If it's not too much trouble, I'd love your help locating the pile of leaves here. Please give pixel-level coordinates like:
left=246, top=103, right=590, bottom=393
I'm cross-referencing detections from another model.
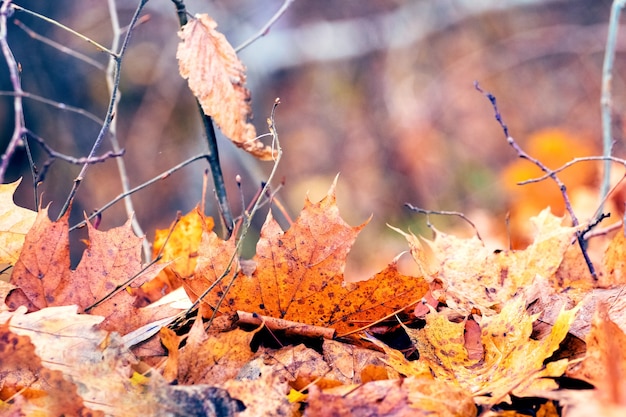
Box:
left=1, top=10, right=624, bottom=417
left=1, top=174, right=625, bottom=416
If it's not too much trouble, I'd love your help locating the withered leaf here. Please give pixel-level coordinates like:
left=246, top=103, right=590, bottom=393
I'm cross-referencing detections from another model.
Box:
left=397, top=208, right=577, bottom=315
left=189, top=179, right=428, bottom=334
left=0, top=321, right=102, bottom=417
left=0, top=179, right=37, bottom=265
left=177, top=13, right=274, bottom=160
left=6, top=209, right=172, bottom=336
left=380, top=295, right=579, bottom=406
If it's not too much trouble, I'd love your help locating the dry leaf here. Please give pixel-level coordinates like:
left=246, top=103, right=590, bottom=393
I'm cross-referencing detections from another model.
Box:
left=0, top=321, right=102, bottom=416
left=189, top=179, right=428, bottom=334
left=305, top=377, right=476, bottom=417
left=378, top=296, right=579, bottom=406
left=0, top=179, right=37, bottom=266
left=177, top=13, right=274, bottom=160
left=161, top=315, right=256, bottom=385
left=6, top=209, right=174, bottom=336
left=568, top=303, right=626, bottom=404
left=397, top=209, right=577, bottom=315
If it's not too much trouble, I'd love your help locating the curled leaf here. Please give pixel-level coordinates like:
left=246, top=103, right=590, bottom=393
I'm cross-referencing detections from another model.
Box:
left=177, top=14, right=274, bottom=160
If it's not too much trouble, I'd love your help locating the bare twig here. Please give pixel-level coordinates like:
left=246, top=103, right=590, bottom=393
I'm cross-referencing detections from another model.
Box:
left=0, top=1, right=35, bottom=194
left=184, top=99, right=283, bottom=330
left=58, top=0, right=148, bottom=219
left=404, top=203, right=482, bottom=241
left=13, top=19, right=106, bottom=70
left=25, top=129, right=123, bottom=183
left=599, top=0, right=626, bottom=219
left=234, top=0, right=295, bottom=53
left=11, top=4, right=114, bottom=55
left=69, top=153, right=211, bottom=232
left=106, top=0, right=150, bottom=261
left=475, top=82, right=597, bottom=279
left=0, top=91, right=104, bottom=125
left=517, top=155, right=626, bottom=185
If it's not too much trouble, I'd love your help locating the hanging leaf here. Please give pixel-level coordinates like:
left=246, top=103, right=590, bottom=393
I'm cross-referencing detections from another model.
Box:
left=177, top=13, right=274, bottom=160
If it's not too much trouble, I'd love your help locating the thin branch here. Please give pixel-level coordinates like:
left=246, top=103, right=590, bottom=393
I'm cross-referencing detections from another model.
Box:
left=184, top=99, right=283, bottom=330
left=475, top=82, right=597, bottom=279
left=106, top=0, right=150, bottom=261
left=517, top=155, right=626, bottom=184
left=234, top=0, right=295, bottom=53
left=404, top=203, right=482, bottom=241
left=69, top=153, right=210, bottom=232
left=599, top=0, right=626, bottom=219
left=13, top=19, right=106, bottom=70
left=25, top=128, right=123, bottom=166
left=0, top=90, right=104, bottom=125
left=11, top=4, right=115, bottom=55
left=58, top=0, right=148, bottom=220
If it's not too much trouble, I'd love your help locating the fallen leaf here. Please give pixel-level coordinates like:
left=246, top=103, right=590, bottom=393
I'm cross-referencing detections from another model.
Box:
left=0, top=321, right=102, bottom=416
left=6, top=209, right=173, bottom=336
left=161, top=315, right=257, bottom=385
left=153, top=207, right=213, bottom=279
left=569, top=303, right=626, bottom=405
left=602, top=229, right=626, bottom=287
left=189, top=179, right=429, bottom=334
left=379, top=296, right=579, bottom=406
left=397, top=209, right=577, bottom=315
left=177, top=13, right=274, bottom=160
left=0, top=179, right=37, bottom=266
left=219, top=363, right=298, bottom=417
left=304, top=377, right=476, bottom=417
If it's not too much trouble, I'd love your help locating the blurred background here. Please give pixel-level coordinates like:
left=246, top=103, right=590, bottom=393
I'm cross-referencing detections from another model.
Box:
left=1, top=0, right=623, bottom=277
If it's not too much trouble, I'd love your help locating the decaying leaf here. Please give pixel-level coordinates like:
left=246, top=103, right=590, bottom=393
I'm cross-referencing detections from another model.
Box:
left=377, top=296, right=579, bottom=406
left=304, top=377, right=476, bottom=417
left=6, top=208, right=174, bottom=336
left=177, top=13, right=274, bottom=160
left=0, top=321, right=102, bottom=416
left=188, top=179, right=429, bottom=334
left=397, top=209, right=578, bottom=315
left=161, top=315, right=257, bottom=385
left=0, top=179, right=37, bottom=266
left=569, top=303, right=626, bottom=404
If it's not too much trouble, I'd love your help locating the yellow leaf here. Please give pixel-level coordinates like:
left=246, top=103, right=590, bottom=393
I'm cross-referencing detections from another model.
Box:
left=379, top=296, right=579, bottom=406
left=0, top=179, right=37, bottom=265
left=399, top=209, right=577, bottom=315
left=177, top=13, right=274, bottom=160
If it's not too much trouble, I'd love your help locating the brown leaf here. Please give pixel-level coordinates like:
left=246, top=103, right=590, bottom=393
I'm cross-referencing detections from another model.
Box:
left=6, top=209, right=173, bottom=336
left=569, top=303, right=626, bottom=405
left=177, top=14, right=274, bottom=160
left=0, top=321, right=102, bottom=416
left=189, top=179, right=429, bottom=334
left=304, top=377, right=476, bottom=417
left=161, top=316, right=256, bottom=385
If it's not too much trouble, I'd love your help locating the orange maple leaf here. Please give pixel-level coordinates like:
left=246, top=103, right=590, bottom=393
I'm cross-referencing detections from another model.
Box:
left=186, top=180, right=429, bottom=335
left=6, top=208, right=172, bottom=335
left=177, top=13, right=274, bottom=160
